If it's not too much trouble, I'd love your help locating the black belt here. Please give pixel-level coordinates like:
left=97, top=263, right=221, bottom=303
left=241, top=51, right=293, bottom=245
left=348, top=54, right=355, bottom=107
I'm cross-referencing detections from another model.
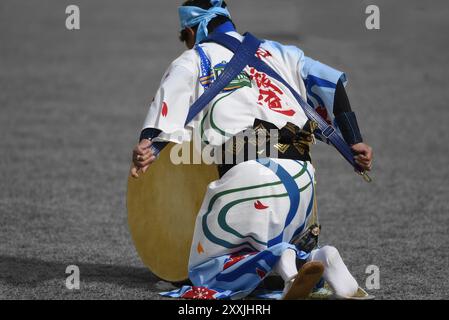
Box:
left=217, top=119, right=316, bottom=178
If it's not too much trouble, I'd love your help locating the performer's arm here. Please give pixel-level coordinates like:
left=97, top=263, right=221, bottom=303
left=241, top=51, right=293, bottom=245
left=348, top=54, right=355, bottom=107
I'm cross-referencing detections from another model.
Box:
left=131, top=56, right=197, bottom=178
left=333, top=80, right=373, bottom=171
left=131, top=139, right=155, bottom=178
left=130, top=129, right=163, bottom=178
left=299, top=54, right=373, bottom=171
left=140, top=64, right=196, bottom=143
left=333, top=79, right=363, bottom=145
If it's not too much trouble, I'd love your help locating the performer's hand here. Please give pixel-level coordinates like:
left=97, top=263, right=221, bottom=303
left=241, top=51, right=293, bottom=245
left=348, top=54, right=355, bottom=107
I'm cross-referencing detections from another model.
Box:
left=352, top=143, right=373, bottom=172
left=130, top=139, right=156, bottom=178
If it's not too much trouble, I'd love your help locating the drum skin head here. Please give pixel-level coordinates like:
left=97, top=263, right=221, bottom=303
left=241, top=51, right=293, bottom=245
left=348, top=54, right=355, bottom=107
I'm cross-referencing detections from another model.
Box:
left=127, top=142, right=218, bottom=282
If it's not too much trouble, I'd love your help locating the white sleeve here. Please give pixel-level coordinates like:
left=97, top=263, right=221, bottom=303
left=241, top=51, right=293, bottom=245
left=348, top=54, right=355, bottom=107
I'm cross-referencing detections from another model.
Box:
left=142, top=52, right=198, bottom=144
left=262, top=40, right=308, bottom=98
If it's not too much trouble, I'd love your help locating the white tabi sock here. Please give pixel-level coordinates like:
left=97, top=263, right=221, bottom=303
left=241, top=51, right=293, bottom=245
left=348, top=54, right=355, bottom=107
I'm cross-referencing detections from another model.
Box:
left=273, top=248, right=298, bottom=282
left=309, top=246, right=359, bottom=298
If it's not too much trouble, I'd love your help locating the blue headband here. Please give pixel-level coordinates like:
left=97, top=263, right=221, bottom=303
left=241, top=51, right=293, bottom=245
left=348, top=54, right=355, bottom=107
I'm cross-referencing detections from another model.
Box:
left=178, top=0, right=232, bottom=44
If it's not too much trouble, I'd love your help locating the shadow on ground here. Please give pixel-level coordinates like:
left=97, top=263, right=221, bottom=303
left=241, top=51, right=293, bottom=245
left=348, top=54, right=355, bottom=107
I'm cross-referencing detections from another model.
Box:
left=0, top=255, right=157, bottom=290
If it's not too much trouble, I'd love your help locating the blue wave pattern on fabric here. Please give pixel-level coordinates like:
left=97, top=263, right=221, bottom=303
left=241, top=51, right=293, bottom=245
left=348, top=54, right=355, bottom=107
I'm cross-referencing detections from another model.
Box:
left=290, top=160, right=315, bottom=240
left=161, top=245, right=298, bottom=300
left=160, top=159, right=311, bottom=300
left=257, top=159, right=300, bottom=247
left=302, top=57, right=347, bottom=142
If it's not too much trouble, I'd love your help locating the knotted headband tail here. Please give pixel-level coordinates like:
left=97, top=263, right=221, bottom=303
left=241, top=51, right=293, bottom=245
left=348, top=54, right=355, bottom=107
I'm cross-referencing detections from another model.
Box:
left=178, top=0, right=231, bottom=44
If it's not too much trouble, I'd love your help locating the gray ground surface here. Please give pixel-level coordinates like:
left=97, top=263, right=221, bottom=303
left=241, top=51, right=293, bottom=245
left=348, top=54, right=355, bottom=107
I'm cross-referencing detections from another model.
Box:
left=0, top=0, right=448, bottom=300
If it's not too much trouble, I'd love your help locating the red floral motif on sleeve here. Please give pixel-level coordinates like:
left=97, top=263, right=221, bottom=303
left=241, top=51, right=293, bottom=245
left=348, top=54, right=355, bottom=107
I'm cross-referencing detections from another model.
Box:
left=181, top=287, right=218, bottom=300
left=250, top=68, right=296, bottom=117
left=161, top=102, right=168, bottom=117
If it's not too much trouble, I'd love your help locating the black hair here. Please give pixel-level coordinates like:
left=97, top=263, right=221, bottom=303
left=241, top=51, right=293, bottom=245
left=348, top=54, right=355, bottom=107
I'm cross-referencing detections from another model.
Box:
left=179, top=0, right=235, bottom=42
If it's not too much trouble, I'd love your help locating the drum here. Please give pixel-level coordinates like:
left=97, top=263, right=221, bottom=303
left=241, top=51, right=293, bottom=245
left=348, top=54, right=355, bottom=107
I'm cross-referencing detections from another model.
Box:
left=127, top=142, right=218, bottom=282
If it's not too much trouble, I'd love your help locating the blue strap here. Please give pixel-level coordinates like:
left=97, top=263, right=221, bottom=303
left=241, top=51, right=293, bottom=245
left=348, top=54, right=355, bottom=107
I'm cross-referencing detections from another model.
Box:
left=150, top=32, right=262, bottom=157
left=185, top=33, right=261, bottom=125
left=204, top=32, right=369, bottom=178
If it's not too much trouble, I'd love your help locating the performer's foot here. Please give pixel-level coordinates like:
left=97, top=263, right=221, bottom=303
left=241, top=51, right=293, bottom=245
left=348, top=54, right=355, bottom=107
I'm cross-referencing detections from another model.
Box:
left=335, top=287, right=375, bottom=300
left=281, top=261, right=324, bottom=300
left=310, top=246, right=359, bottom=298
